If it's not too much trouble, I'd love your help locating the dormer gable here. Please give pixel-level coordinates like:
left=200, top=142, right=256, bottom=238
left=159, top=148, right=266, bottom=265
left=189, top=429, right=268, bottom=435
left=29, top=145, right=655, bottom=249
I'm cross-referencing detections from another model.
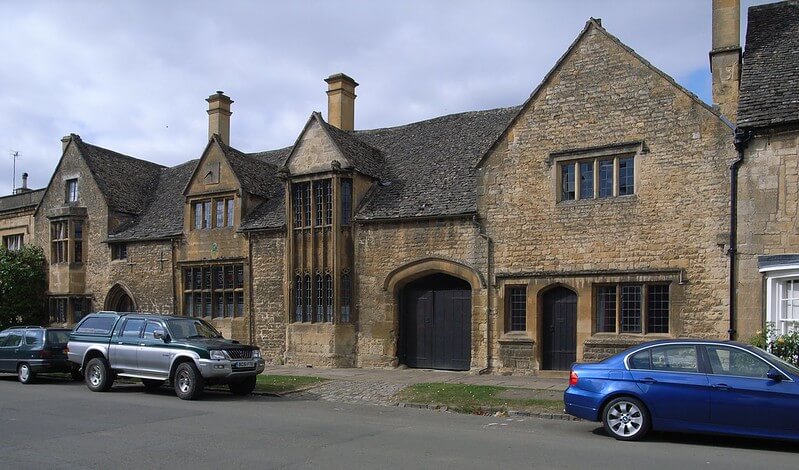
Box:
left=285, top=113, right=353, bottom=177
left=184, top=136, right=242, bottom=198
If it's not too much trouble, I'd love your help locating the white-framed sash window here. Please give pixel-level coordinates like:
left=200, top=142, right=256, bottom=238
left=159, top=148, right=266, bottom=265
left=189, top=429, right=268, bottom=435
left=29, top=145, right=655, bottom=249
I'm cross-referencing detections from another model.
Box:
left=761, top=264, right=799, bottom=335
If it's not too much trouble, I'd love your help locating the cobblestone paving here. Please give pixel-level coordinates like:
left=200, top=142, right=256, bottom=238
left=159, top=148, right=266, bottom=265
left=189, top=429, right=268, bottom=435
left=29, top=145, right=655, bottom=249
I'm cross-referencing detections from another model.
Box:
left=292, top=380, right=407, bottom=406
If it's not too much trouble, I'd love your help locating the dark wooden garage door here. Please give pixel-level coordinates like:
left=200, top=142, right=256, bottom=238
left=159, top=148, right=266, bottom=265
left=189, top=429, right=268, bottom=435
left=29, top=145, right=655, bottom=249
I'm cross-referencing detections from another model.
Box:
left=542, top=286, right=577, bottom=370
left=401, top=274, right=471, bottom=371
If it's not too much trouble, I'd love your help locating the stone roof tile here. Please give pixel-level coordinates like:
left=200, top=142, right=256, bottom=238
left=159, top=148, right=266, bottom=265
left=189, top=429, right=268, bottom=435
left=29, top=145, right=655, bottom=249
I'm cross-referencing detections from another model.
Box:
left=738, top=1, right=799, bottom=129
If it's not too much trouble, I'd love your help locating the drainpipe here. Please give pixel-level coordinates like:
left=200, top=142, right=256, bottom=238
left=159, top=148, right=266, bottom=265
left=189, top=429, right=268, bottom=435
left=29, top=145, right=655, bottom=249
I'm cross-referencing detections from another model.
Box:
left=729, top=127, right=753, bottom=340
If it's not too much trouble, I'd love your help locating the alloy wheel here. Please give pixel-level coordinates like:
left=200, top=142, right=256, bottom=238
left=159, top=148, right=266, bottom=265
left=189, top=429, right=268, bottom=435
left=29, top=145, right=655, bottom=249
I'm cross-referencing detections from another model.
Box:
left=606, top=400, right=644, bottom=438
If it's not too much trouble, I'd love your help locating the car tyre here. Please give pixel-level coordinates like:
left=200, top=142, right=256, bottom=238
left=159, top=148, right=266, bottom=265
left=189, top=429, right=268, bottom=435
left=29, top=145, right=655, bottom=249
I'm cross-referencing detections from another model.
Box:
left=228, top=376, right=257, bottom=396
left=602, top=396, right=650, bottom=441
left=174, top=362, right=204, bottom=400
left=142, top=379, right=165, bottom=392
left=17, top=363, right=35, bottom=384
left=85, top=357, right=114, bottom=392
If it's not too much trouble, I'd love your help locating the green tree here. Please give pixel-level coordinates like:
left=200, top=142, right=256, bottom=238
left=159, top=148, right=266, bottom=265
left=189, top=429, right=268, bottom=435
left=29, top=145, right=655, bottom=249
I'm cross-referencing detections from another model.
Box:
left=0, top=245, right=47, bottom=329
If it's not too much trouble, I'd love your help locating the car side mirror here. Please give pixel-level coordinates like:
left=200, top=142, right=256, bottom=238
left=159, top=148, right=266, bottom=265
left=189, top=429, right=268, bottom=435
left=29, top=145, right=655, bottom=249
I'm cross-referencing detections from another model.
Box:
left=153, top=330, right=169, bottom=342
left=767, top=368, right=784, bottom=382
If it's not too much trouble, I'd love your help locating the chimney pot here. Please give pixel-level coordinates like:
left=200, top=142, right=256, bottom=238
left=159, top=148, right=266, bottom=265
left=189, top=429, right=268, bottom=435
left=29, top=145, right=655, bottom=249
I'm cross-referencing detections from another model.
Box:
left=325, top=73, right=358, bottom=131
left=206, top=91, right=233, bottom=144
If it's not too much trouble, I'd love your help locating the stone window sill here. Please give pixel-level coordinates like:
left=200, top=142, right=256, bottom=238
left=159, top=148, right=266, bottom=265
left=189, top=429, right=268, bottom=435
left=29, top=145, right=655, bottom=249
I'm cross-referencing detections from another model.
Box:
left=499, top=332, right=534, bottom=344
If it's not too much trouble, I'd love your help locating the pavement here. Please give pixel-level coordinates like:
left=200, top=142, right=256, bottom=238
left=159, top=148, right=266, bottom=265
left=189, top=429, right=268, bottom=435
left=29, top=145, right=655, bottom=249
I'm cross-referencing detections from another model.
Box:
left=262, top=365, right=568, bottom=411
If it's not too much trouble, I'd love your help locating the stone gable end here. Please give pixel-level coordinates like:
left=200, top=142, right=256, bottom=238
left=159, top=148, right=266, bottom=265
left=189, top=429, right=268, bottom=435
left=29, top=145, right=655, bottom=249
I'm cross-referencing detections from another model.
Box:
left=184, top=141, right=241, bottom=196
left=287, top=119, right=350, bottom=176
left=477, top=23, right=737, bottom=368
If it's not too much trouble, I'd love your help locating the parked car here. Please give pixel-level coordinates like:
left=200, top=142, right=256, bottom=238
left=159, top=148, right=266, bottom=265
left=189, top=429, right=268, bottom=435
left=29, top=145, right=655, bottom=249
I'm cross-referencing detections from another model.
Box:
left=67, top=312, right=265, bottom=400
left=564, top=339, right=799, bottom=442
left=0, top=326, right=82, bottom=383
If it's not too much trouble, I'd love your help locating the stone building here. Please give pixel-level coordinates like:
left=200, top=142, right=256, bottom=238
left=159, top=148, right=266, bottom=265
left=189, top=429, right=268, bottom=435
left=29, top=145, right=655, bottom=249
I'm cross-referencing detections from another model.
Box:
left=734, top=1, right=799, bottom=340
left=0, top=174, right=43, bottom=252
left=5, top=1, right=791, bottom=373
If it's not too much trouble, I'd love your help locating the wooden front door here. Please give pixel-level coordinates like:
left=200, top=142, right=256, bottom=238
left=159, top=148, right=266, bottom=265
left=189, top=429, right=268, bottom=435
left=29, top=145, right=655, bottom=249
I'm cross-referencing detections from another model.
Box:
left=401, top=274, right=471, bottom=371
left=542, top=287, right=577, bottom=370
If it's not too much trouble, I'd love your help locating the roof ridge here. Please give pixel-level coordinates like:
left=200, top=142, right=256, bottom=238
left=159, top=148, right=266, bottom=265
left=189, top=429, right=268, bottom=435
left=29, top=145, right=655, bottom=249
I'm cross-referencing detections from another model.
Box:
left=0, top=188, right=45, bottom=201
left=352, top=105, right=522, bottom=135
left=78, top=140, right=165, bottom=169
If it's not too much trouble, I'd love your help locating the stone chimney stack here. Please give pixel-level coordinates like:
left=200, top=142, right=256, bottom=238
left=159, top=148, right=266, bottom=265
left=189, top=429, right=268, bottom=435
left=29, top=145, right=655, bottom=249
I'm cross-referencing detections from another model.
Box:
left=206, top=91, right=233, bottom=144
left=325, top=74, right=358, bottom=131
left=14, top=173, right=31, bottom=194
left=710, top=0, right=741, bottom=122
left=61, top=133, right=80, bottom=153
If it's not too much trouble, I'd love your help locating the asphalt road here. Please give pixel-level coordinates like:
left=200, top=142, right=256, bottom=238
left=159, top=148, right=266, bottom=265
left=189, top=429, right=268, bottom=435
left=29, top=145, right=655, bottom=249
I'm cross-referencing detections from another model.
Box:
left=0, top=375, right=797, bottom=470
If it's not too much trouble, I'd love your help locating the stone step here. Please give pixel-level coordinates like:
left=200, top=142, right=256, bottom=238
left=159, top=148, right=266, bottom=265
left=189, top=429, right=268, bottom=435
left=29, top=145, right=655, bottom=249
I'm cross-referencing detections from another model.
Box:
left=536, top=370, right=569, bottom=379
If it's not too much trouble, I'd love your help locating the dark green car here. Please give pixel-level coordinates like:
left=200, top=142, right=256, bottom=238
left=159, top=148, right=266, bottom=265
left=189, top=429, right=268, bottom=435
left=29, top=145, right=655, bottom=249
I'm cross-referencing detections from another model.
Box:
left=0, top=326, right=82, bottom=383
left=68, top=312, right=265, bottom=400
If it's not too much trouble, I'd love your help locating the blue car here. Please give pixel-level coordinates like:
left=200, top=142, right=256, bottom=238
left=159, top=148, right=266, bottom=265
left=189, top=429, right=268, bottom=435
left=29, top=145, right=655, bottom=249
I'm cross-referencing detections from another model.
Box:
left=564, top=339, right=799, bottom=442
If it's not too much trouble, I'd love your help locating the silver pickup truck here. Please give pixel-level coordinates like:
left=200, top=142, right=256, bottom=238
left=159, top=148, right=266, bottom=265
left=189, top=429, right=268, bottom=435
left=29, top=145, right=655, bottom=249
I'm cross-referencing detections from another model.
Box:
left=67, top=312, right=265, bottom=400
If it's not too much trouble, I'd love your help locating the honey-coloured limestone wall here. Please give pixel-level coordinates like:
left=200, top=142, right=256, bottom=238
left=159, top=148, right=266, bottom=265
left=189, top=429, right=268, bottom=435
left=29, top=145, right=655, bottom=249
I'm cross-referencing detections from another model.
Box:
left=478, top=24, right=736, bottom=365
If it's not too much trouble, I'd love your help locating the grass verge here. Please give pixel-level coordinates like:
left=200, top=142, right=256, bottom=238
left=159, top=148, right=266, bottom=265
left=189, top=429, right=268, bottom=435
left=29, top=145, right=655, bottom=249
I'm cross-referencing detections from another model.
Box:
left=394, top=383, right=563, bottom=415
left=254, top=374, right=328, bottom=394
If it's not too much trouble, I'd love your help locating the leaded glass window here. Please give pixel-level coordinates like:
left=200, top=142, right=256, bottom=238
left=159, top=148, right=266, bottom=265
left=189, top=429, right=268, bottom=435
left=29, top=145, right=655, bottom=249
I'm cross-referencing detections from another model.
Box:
left=596, top=286, right=617, bottom=333
left=507, top=286, right=526, bottom=331
left=316, top=274, right=324, bottom=322
left=620, top=285, right=642, bottom=333
left=579, top=161, right=593, bottom=199
left=341, top=179, right=352, bottom=225
left=325, top=274, right=333, bottom=322
left=561, top=163, right=575, bottom=200
left=341, top=273, right=351, bottom=323
left=646, top=285, right=669, bottom=333
left=599, top=159, right=614, bottom=198
left=619, top=157, right=634, bottom=195
left=183, top=264, right=245, bottom=318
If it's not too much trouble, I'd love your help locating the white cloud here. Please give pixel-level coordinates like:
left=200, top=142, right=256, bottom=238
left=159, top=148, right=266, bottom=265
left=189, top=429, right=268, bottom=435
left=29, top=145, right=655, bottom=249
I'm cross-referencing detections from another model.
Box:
left=0, top=0, right=773, bottom=195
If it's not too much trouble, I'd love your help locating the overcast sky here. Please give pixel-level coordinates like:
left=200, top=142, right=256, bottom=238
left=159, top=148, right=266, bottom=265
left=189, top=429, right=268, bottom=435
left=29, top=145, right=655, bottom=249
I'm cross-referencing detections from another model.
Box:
left=0, top=0, right=771, bottom=196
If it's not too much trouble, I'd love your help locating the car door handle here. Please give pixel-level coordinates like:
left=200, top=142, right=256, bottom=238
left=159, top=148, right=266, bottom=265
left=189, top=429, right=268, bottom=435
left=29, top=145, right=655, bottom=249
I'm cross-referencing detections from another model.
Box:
left=139, top=343, right=145, bottom=346
left=640, top=377, right=657, bottom=384
left=712, top=384, right=732, bottom=390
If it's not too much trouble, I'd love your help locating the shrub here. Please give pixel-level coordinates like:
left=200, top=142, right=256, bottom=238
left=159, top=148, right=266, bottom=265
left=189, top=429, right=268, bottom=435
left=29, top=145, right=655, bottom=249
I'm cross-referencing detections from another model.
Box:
left=0, top=245, right=47, bottom=329
left=750, top=323, right=799, bottom=366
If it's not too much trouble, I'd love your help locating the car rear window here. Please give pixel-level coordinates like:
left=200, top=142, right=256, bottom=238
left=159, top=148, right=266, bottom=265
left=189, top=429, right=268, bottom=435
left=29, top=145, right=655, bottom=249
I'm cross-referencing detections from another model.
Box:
left=650, top=345, right=699, bottom=373
left=46, top=330, right=71, bottom=345
left=75, top=317, right=117, bottom=335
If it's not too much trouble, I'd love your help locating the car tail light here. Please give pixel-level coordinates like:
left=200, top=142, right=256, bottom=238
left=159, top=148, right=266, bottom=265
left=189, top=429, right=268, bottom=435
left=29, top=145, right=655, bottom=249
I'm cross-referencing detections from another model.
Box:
left=569, top=370, right=579, bottom=386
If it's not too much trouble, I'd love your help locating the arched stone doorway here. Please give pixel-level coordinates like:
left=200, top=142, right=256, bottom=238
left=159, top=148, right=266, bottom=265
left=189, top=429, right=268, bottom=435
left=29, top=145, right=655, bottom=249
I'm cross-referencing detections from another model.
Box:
left=399, top=273, right=472, bottom=371
left=105, top=284, right=136, bottom=312
left=541, top=286, right=577, bottom=370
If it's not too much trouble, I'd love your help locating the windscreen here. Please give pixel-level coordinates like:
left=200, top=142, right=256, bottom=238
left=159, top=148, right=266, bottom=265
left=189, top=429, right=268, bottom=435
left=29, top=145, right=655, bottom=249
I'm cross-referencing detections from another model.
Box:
left=165, top=318, right=222, bottom=340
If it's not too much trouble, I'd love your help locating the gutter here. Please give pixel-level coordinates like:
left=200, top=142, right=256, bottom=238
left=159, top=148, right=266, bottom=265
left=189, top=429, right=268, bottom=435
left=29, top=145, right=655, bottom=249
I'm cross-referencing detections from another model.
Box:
left=729, top=127, right=753, bottom=340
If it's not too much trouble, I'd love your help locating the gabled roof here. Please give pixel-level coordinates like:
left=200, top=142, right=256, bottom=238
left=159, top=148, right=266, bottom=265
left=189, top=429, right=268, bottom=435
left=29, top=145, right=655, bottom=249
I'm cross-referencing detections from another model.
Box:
left=352, top=106, right=520, bottom=220
left=74, top=137, right=165, bottom=215
left=110, top=139, right=290, bottom=240
left=108, top=160, right=198, bottom=241
left=477, top=19, right=727, bottom=168
left=738, top=1, right=799, bottom=130
left=217, top=136, right=282, bottom=200
left=0, top=189, right=45, bottom=214
left=320, top=117, right=384, bottom=179
left=284, top=113, right=384, bottom=179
